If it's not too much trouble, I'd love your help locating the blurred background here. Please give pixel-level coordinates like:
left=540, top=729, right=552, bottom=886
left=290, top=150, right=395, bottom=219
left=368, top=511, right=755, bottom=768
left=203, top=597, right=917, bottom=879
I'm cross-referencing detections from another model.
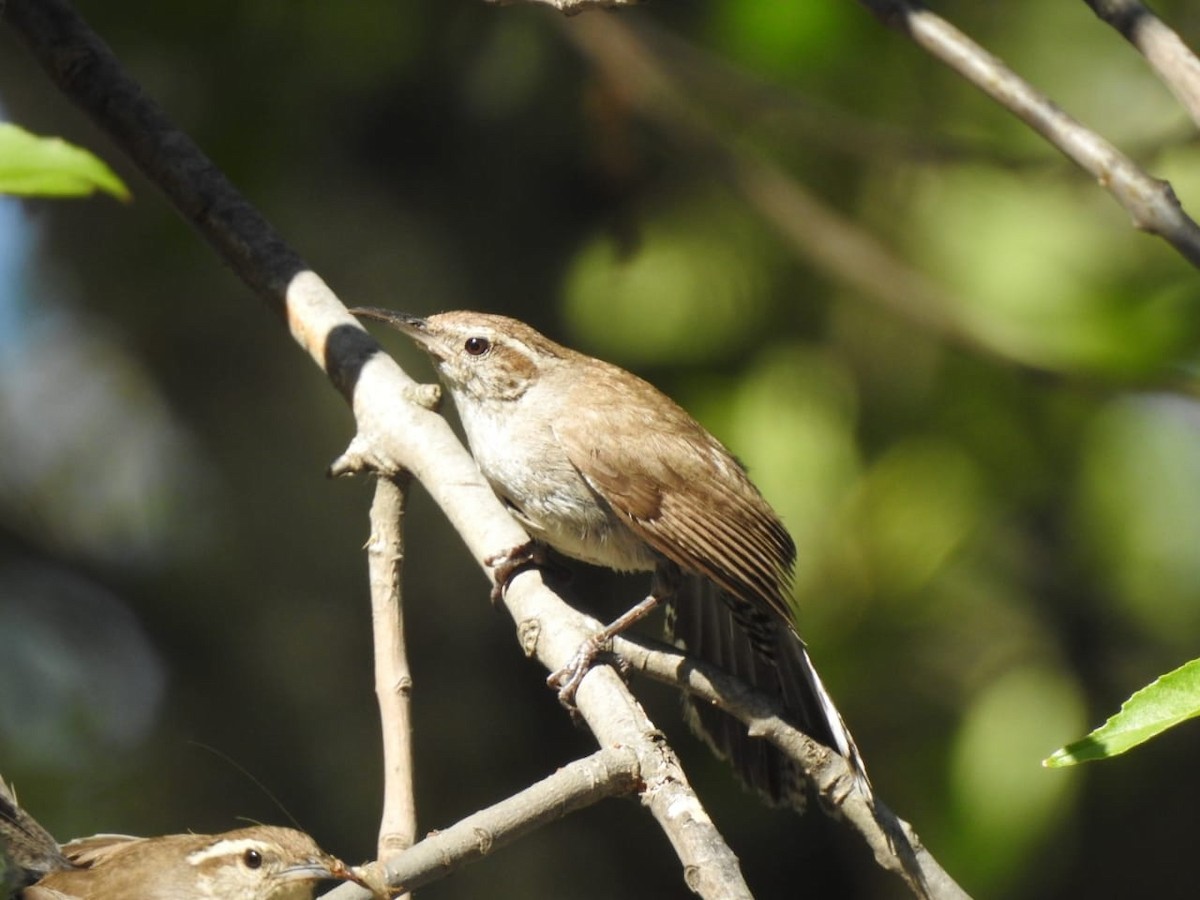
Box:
left=2, top=1, right=1200, bottom=897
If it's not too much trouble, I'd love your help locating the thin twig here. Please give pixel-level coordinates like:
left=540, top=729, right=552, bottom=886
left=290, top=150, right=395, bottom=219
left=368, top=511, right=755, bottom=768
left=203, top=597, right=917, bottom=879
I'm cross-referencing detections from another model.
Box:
left=854, top=0, right=1200, bottom=268
left=365, top=475, right=418, bottom=873
left=1082, top=0, right=1200, bottom=129
left=321, top=748, right=643, bottom=899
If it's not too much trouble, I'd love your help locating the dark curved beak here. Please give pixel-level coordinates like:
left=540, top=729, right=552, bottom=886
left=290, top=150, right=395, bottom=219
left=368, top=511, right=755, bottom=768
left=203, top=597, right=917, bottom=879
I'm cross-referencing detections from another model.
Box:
left=349, top=307, right=427, bottom=336
left=276, top=859, right=339, bottom=884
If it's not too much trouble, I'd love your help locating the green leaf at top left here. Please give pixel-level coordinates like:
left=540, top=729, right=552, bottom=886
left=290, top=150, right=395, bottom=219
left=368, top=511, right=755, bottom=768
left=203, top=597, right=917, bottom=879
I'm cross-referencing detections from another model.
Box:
left=0, top=123, right=130, bottom=201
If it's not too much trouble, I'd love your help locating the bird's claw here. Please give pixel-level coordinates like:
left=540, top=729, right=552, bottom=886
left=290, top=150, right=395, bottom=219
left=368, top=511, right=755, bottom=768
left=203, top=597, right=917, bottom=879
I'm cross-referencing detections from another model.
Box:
left=547, top=634, right=618, bottom=712
left=484, top=541, right=547, bottom=607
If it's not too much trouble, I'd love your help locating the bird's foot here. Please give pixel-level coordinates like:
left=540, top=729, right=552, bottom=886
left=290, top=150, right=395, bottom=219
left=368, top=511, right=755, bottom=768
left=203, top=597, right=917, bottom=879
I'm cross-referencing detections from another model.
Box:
left=547, top=595, right=660, bottom=710
left=484, top=541, right=548, bottom=607
left=547, top=633, right=612, bottom=711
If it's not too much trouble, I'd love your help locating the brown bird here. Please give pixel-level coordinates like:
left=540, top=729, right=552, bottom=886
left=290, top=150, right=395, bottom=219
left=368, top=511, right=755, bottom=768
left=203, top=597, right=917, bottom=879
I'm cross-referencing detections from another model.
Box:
left=352, top=308, right=871, bottom=810
left=0, top=777, right=372, bottom=900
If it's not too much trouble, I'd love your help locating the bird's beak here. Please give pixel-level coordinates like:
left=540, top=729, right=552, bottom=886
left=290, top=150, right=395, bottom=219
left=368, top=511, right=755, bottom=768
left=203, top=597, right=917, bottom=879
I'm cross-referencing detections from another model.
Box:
left=276, top=859, right=339, bottom=884
left=350, top=308, right=429, bottom=342
left=274, top=854, right=391, bottom=896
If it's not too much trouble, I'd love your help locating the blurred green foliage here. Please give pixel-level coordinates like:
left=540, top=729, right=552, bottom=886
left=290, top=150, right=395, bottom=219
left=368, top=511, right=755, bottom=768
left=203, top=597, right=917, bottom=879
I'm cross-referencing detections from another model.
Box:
left=2, top=1, right=1200, bottom=898
left=564, top=190, right=782, bottom=364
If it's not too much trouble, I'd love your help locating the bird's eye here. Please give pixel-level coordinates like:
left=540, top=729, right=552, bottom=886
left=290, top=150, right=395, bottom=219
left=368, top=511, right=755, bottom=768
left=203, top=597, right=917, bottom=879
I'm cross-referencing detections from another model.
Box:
left=464, top=336, right=490, bottom=356
left=243, top=849, right=263, bottom=869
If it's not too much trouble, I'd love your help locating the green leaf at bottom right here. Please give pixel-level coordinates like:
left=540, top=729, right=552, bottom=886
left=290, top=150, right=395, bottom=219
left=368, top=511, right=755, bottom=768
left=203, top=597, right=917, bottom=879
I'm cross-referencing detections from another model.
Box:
left=1045, top=656, right=1200, bottom=766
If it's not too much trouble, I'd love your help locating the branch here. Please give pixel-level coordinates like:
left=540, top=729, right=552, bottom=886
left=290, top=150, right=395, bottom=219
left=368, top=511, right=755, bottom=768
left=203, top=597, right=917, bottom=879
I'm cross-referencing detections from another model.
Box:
left=853, top=0, right=1200, bottom=269
left=1082, top=0, right=1200, bottom=129
left=322, top=748, right=642, bottom=899
left=2, top=2, right=751, bottom=896
left=364, top=474, right=420, bottom=870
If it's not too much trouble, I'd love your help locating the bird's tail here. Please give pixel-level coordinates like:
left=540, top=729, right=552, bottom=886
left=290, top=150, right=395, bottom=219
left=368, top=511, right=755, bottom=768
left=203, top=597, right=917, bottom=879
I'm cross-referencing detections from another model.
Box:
left=665, top=576, right=871, bottom=811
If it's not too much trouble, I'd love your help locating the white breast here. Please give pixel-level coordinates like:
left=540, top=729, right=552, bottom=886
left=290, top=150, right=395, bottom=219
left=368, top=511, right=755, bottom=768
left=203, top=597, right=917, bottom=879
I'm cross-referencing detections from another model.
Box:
left=453, top=391, right=657, bottom=573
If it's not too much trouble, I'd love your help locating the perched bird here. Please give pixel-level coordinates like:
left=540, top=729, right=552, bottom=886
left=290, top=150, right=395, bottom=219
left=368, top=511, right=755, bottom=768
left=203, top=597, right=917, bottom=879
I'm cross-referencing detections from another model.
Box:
left=0, top=777, right=372, bottom=900
left=352, top=308, right=871, bottom=809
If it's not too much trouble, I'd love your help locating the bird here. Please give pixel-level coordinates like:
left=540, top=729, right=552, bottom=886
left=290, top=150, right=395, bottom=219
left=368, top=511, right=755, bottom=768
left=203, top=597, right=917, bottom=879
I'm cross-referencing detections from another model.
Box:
left=0, top=775, right=375, bottom=899
left=352, top=308, right=871, bottom=810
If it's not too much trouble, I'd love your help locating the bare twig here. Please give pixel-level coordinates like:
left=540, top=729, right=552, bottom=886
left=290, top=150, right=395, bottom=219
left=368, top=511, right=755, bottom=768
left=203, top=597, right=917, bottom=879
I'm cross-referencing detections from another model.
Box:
left=1083, top=0, right=1200, bottom=129
left=321, top=748, right=643, bottom=899
left=2, top=2, right=755, bottom=896
left=365, top=475, right=418, bottom=871
left=854, top=0, right=1200, bottom=268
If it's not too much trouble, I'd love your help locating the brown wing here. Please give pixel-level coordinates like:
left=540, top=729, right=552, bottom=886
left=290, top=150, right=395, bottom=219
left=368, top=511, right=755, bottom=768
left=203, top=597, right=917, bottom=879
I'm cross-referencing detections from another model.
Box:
left=553, top=362, right=796, bottom=623
left=58, top=834, right=146, bottom=868
left=21, top=887, right=79, bottom=900
left=27, top=836, right=154, bottom=900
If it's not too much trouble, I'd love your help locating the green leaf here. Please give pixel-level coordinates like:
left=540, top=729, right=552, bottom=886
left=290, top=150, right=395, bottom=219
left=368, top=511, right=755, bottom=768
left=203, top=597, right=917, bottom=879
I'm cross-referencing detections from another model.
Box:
left=1044, top=657, right=1200, bottom=766
left=0, top=123, right=130, bottom=201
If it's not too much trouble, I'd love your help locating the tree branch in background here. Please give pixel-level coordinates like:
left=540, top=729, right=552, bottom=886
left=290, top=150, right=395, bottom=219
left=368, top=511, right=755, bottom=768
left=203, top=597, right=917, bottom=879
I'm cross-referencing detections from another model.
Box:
left=1082, top=0, right=1200, bottom=129
left=853, top=0, right=1200, bottom=268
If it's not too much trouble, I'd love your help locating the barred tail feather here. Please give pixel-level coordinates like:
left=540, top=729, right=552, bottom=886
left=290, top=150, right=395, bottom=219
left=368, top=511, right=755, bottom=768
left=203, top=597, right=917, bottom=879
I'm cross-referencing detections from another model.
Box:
left=666, top=576, right=871, bottom=811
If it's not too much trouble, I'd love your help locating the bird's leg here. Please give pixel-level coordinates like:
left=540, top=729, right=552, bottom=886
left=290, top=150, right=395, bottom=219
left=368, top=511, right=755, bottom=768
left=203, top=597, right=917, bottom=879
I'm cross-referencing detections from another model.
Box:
left=548, top=563, right=680, bottom=708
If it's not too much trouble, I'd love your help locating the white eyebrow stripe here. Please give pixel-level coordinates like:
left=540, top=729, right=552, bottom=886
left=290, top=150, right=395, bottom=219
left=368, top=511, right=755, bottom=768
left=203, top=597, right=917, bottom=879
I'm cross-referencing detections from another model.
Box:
left=187, top=838, right=269, bottom=866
